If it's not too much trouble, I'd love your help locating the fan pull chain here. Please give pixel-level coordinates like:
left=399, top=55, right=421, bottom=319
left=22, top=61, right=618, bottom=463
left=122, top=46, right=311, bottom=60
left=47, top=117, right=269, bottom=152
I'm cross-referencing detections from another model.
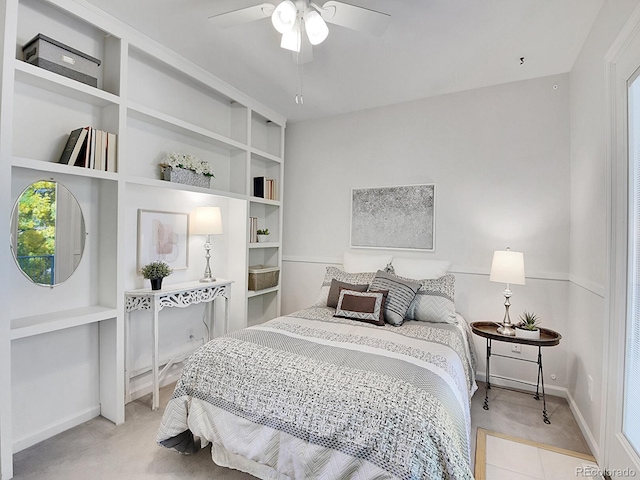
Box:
left=295, top=54, right=304, bottom=105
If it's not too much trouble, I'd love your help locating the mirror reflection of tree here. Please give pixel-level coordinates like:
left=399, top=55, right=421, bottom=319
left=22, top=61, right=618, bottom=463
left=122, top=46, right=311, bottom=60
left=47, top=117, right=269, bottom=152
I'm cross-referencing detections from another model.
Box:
left=16, top=181, right=57, bottom=285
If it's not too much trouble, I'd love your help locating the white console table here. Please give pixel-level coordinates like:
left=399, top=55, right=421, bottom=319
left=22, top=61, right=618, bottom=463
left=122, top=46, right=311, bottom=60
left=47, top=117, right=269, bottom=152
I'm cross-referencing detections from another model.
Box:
left=124, top=279, right=233, bottom=410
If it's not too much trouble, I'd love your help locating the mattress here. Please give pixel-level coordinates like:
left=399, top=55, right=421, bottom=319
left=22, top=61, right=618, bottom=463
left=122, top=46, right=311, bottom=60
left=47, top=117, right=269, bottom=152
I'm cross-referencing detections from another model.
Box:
left=158, top=306, right=477, bottom=479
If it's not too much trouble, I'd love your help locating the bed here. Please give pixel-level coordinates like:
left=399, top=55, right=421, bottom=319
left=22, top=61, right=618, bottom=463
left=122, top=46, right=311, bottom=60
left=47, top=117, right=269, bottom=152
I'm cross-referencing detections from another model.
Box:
left=158, top=266, right=477, bottom=480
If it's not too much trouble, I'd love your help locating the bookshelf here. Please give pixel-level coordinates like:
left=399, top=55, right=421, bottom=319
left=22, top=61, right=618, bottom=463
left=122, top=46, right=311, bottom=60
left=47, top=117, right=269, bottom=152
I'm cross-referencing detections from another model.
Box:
left=0, top=0, right=285, bottom=477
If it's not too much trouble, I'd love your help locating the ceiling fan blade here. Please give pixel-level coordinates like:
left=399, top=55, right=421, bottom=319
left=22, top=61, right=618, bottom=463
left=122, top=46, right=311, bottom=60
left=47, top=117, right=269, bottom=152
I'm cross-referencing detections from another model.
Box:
left=209, top=3, right=275, bottom=29
left=319, top=1, right=390, bottom=36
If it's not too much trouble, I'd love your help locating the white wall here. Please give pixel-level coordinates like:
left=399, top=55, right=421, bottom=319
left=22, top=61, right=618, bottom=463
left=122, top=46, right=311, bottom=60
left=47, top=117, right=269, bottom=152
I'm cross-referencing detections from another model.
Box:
left=9, top=181, right=246, bottom=449
left=283, top=73, right=571, bottom=392
left=123, top=186, right=244, bottom=400
left=568, top=0, right=640, bottom=460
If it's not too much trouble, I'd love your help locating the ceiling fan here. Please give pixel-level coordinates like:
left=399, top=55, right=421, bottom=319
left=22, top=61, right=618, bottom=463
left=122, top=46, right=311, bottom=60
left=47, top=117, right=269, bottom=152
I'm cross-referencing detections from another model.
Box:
left=209, top=1, right=391, bottom=64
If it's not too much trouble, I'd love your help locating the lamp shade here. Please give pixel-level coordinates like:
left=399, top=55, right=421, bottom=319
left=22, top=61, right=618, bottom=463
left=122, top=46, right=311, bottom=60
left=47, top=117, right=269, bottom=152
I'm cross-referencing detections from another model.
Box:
left=489, top=249, right=525, bottom=285
left=190, top=206, right=223, bottom=235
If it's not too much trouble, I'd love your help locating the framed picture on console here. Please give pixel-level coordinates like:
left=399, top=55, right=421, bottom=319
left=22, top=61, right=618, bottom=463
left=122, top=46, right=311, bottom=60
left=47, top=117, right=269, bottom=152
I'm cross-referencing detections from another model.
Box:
left=350, top=184, right=435, bottom=251
left=137, top=209, right=189, bottom=270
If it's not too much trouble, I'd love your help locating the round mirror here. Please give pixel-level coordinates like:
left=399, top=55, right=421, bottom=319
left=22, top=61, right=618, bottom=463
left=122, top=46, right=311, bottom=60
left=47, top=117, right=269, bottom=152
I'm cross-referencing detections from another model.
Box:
left=10, top=180, right=86, bottom=287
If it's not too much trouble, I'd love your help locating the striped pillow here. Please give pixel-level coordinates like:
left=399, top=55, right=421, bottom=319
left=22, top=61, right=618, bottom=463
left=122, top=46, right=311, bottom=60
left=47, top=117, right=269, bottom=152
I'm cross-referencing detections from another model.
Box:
left=368, top=270, right=420, bottom=326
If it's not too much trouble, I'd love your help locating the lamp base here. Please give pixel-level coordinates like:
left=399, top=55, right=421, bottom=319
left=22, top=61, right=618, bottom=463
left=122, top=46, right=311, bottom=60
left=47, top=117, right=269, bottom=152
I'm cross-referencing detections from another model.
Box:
left=199, top=276, right=216, bottom=283
left=497, top=323, right=516, bottom=336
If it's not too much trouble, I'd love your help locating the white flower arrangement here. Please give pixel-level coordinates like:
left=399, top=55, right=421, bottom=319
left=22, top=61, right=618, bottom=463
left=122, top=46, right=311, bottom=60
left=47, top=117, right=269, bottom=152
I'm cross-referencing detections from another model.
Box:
left=161, top=152, right=215, bottom=177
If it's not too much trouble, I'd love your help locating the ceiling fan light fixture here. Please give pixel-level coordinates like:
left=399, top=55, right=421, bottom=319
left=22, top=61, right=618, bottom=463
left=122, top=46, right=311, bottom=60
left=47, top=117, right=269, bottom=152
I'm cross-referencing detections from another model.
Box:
left=271, top=0, right=297, bottom=34
left=281, top=27, right=301, bottom=52
left=304, top=8, right=328, bottom=45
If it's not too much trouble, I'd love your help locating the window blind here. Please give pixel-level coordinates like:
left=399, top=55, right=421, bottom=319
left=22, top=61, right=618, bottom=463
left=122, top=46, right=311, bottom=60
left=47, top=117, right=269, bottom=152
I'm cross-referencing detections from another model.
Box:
left=624, top=72, right=640, bottom=456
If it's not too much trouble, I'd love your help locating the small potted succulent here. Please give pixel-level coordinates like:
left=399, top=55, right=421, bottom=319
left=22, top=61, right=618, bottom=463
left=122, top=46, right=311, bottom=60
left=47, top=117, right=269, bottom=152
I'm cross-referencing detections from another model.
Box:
left=257, top=228, right=270, bottom=243
left=140, top=261, right=173, bottom=290
left=516, top=311, right=541, bottom=340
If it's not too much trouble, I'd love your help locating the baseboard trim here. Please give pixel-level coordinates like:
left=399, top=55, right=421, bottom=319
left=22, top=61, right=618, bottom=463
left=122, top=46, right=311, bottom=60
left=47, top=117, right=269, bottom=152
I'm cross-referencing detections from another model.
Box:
left=12, top=405, right=101, bottom=453
left=475, top=373, right=600, bottom=461
left=128, top=369, right=182, bottom=403
left=565, top=388, right=601, bottom=462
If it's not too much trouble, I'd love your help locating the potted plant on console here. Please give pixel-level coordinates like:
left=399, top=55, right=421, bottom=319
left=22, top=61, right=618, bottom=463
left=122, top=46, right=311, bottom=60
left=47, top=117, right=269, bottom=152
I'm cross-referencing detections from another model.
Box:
left=257, top=228, right=270, bottom=243
left=140, top=261, right=173, bottom=291
left=516, top=311, right=541, bottom=340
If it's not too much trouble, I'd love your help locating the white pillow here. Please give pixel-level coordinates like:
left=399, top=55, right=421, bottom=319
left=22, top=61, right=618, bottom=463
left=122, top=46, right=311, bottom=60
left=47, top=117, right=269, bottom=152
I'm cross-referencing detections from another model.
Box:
left=343, top=251, right=393, bottom=273
left=391, top=257, right=450, bottom=279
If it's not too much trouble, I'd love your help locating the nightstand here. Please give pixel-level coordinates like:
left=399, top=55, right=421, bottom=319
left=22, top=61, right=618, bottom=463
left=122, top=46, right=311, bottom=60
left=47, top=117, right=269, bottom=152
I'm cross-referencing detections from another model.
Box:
left=471, top=321, right=562, bottom=424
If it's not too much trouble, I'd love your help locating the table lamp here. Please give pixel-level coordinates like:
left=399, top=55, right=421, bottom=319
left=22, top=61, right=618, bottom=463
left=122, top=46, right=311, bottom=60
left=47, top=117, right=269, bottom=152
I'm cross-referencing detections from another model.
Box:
left=489, top=247, right=525, bottom=336
left=190, top=206, right=223, bottom=283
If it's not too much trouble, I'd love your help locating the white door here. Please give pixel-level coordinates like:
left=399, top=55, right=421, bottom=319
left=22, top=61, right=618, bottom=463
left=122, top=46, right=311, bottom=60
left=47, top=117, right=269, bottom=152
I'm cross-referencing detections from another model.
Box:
left=606, top=9, right=640, bottom=474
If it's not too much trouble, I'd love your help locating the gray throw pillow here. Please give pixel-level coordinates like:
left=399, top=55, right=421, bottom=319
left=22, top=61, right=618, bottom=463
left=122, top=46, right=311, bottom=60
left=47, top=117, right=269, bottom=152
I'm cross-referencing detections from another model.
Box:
left=368, top=270, right=420, bottom=326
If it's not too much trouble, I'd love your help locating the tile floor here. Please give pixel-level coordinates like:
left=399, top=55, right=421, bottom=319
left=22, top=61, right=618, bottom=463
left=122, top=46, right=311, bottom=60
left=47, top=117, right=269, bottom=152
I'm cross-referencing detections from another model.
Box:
left=481, top=430, right=601, bottom=480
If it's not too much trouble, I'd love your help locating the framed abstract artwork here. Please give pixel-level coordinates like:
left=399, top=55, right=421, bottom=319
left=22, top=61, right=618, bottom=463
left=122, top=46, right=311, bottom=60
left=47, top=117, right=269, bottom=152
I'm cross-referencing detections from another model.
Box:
left=350, top=184, right=435, bottom=251
left=137, top=210, right=189, bottom=270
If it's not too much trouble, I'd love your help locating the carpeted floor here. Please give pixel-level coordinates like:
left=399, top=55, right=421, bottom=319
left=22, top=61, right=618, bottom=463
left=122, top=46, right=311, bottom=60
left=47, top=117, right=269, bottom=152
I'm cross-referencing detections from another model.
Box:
left=11, top=381, right=593, bottom=479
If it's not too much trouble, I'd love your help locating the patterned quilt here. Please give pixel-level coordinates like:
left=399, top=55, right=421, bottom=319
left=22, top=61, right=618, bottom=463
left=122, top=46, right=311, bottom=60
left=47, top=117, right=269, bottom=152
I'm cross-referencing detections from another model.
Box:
left=158, top=307, right=477, bottom=479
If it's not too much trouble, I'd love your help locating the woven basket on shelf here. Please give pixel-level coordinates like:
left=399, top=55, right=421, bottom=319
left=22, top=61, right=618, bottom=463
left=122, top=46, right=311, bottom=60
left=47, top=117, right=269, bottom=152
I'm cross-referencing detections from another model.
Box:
left=248, top=265, right=280, bottom=291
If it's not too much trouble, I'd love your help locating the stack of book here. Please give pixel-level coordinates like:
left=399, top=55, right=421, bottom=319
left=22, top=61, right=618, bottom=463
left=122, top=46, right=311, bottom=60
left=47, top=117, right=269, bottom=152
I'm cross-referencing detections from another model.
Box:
left=253, top=176, right=277, bottom=200
left=58, top=126, right=118, bottom=172
left=249, top=217, right=258, bottom=243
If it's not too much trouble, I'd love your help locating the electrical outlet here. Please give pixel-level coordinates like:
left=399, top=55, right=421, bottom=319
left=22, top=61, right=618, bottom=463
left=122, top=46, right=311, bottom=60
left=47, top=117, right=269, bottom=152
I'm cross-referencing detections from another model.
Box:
left=512, top=344, right=521, bottom=353
left=187, top=329, right=194, bottom=342
left=588, top=375, right=594, bottom=401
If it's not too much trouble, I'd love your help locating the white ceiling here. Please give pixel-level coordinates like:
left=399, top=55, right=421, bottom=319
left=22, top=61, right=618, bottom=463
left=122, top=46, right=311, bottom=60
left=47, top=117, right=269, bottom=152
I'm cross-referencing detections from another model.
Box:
left=84, top=0, right=603, bottom=123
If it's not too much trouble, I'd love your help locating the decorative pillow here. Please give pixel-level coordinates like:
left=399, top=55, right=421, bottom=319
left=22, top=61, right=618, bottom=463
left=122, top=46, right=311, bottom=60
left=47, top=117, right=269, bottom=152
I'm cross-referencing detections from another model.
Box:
left=334, top=289, right=388, bottom=326
left=368, top=270, right=420, bottom=326
left=343, top=251, right=393, bottom=273
left=327, top=279, right=369, bottom=308
left=391, top=257, right=450, bottom=280
left=405, top=274, right=457, bottom=324
left=313, top=267, right=376, bottom=307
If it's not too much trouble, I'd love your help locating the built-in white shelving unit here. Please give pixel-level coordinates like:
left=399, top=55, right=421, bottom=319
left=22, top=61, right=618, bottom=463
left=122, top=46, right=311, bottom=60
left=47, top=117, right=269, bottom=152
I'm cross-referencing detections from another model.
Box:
left=0, top=0, right=285, bottom=477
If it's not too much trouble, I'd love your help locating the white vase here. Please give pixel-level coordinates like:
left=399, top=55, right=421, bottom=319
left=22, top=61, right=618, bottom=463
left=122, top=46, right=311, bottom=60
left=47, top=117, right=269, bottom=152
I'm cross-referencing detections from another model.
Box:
left=257, top=234, right=269, bottom=243
left=515, top=327, right=540, bottom=340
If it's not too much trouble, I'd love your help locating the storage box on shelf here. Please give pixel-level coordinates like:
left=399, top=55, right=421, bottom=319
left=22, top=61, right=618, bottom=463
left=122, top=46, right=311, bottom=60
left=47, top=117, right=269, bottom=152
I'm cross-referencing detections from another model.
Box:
left=22, top=33, right=101, bottom=87
left=248, top=265, right=280, bottom=291
left=17, top=0, right=122, bottom=96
